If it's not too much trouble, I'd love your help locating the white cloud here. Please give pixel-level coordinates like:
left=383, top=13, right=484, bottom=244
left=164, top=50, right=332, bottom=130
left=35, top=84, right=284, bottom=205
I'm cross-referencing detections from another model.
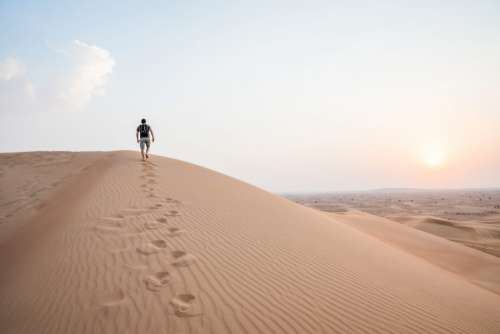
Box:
left=0, top=57, right=34, bottom=113
left=0, top=57, right=25, bottom=81
left=57, top=40, right=115, bottom=110
left=0, top=40, right=115, bottom=113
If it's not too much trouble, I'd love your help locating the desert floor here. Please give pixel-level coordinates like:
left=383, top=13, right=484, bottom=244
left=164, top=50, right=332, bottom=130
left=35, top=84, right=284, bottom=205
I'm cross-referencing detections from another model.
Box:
left=1, top=152, right=500, bottom=334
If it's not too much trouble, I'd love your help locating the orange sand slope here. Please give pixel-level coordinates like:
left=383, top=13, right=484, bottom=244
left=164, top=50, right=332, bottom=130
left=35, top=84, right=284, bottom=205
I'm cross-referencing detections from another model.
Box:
left=1, top=151, right=500, bottom=334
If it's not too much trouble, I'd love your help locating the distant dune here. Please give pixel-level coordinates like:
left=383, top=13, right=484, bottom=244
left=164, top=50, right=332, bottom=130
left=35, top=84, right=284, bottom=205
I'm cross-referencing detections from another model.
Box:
left=1, top=151, right=500, bottom=334
left=392, top=215, right=500, bottom=258
left=290, top=190, right=500, bottom=259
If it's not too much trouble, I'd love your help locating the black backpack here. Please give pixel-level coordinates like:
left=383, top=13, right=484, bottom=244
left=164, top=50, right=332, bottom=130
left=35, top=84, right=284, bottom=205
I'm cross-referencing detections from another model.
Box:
left=138, top=124, right=150, bottom=137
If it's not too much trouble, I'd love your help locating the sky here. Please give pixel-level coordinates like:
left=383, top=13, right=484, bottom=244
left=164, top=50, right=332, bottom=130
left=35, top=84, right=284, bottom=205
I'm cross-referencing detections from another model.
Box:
left=1, top=1, right=500, bottom=193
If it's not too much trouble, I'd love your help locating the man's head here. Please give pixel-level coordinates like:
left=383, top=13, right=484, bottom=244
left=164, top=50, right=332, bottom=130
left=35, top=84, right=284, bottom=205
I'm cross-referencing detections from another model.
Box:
left=141, top=118, right=146, bottom=124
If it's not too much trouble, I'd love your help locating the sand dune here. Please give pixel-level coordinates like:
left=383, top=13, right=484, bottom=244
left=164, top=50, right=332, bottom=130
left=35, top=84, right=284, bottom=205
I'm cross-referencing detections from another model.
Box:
left=1, top=151, right=500, bottom=334
left=329, top=210, right=500, bottom=295
left=393, top=215, right=500, bottom=258
left=290, top=191, right=500, bottom=258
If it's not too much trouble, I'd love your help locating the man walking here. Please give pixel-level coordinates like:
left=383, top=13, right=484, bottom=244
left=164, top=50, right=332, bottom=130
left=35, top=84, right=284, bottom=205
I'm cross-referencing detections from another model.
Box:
left=136, top=118, right=155, bottom=161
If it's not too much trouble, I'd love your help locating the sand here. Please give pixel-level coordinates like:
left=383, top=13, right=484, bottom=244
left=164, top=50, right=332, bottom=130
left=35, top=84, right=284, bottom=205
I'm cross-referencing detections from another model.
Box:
left=290, top=190, right=500, bottom=258
left=328, top=210, right=500, bottom=295
left=1, top=151, right=500, bottom=334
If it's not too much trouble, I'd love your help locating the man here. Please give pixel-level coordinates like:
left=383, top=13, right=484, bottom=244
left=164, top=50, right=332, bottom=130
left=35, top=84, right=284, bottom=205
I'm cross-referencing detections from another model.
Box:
left=136, top=118, right=155, bottom=161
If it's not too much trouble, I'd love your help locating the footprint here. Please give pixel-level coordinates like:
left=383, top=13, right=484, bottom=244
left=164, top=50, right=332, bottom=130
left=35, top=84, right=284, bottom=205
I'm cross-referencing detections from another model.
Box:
left=156, top=217, right=168, bottom=224
left=152, top=240, right=167, bottom=248
left=136, top=240, right=167, bottom=255
left=170, top=294, right=196, bottom=316
left=167, top=227, right=185, bottom=237
left=172, top=250, right=186, bottom=258
left=147, top=193, right=157, bottom=198
left=144, top=271, right=171, bottom=292
left=172, top=250, right=197, bottom=267
left=147, top=179, right=156, bottom=184
left=165, top=210, right=179, bottom=217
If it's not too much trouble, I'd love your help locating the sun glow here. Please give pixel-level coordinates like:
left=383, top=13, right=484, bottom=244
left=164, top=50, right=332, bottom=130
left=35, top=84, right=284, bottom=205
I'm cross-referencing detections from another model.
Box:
left=422, top=146, right=445, bottom=168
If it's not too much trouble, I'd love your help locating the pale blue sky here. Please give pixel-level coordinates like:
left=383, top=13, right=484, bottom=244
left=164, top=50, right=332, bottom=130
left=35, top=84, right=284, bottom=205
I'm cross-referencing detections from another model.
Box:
left=1, top=1, right=500, bottom=192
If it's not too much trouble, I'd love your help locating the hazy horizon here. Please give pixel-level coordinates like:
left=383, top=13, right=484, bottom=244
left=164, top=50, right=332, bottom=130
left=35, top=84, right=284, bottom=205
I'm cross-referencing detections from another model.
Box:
left=283, top=186, right=500, bottom=195
left=1, top=1, right=500, bottom=193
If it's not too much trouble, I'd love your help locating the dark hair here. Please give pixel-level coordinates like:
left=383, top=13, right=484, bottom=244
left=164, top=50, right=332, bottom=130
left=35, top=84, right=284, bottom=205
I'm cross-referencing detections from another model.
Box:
left=141, top=118, right=146, bottom=124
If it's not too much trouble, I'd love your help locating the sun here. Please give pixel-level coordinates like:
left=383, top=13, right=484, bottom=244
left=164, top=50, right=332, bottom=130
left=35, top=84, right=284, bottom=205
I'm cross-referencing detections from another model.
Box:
left=422, top=146, right=445, bottom=168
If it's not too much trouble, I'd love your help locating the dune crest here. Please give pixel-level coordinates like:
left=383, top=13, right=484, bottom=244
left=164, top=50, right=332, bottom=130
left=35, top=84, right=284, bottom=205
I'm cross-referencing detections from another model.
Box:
left=1, top=151, right=500, bottom=334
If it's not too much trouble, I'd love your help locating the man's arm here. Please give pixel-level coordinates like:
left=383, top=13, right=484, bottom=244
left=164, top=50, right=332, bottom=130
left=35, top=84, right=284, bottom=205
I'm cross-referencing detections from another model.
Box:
left=136, top=129, right=140, bottom=143
left=150, top=128, right=155, bottom=142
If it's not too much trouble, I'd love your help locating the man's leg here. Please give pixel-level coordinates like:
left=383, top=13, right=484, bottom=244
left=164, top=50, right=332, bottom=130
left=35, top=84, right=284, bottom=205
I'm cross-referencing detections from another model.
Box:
left=140, top=140, right=146, bottom=161
left=145, top=139, right=150, bottom=159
